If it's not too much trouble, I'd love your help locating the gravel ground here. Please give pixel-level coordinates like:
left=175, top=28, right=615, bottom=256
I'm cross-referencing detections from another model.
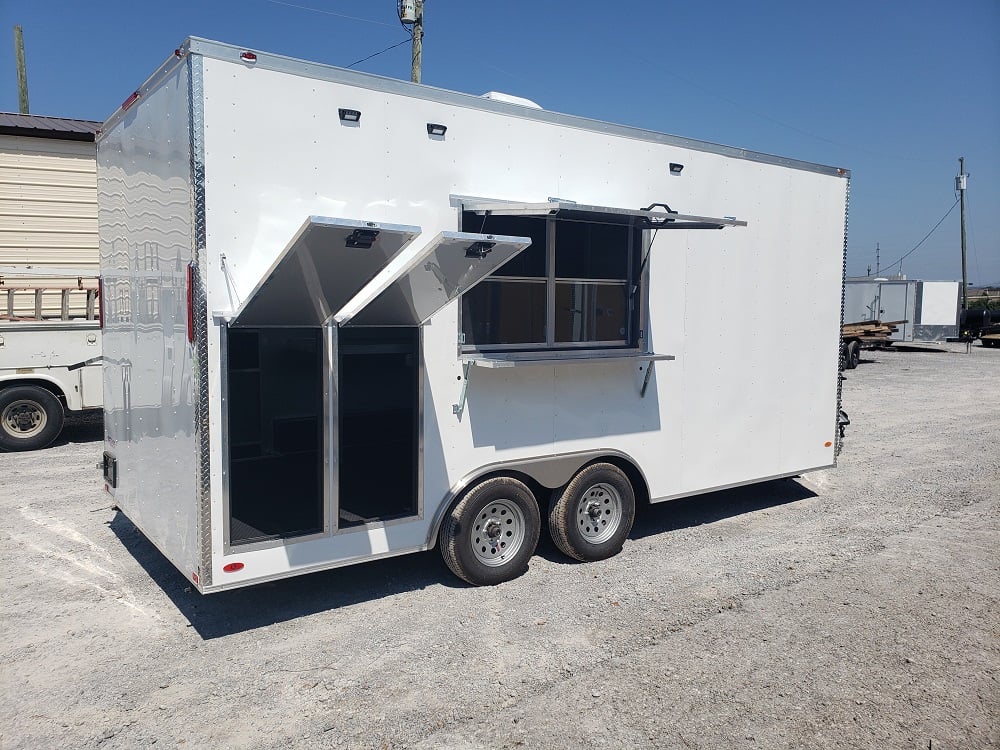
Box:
left=1, top=342, right=997, bottom=750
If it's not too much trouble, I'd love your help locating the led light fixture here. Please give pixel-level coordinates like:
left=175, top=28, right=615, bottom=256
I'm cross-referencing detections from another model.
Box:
left=339, top=108, right=362, bottom=123
left=669, top=162, right=684, bottom=174
left=426, top=123, right=447, bottom=136
left=345, top=228, right=379, bottom=248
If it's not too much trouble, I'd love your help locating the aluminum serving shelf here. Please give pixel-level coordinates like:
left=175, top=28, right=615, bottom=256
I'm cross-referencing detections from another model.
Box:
left=460, top=351, right=675, bottom=368
left=452, top=351, right=675, bottom=417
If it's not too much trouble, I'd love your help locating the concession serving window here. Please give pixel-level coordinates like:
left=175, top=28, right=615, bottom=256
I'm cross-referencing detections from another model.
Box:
left=457, top=198, right=746, bottom=356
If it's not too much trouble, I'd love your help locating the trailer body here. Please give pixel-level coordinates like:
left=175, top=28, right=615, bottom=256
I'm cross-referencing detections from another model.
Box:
left=97, top=39, right=849, bottom=592
left=844, top=278, right=960, bottom=342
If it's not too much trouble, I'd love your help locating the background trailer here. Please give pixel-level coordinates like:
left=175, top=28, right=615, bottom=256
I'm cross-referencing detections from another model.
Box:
left=844, top=278, right=960, bottom=342
left=97, top=38, right=849, bottom=591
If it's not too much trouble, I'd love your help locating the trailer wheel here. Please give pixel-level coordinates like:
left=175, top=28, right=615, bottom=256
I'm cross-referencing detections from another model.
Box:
left=845, top=340, right=861, bottom=369
left=0, top=385, right=65, bottom=452
left=548, top=463, right=636, bottom=562
left=438, top=476, right=541, bottom=586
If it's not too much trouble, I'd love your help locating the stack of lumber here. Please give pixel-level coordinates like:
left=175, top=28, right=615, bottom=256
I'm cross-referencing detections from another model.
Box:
left=842, top=319, right=906, bottom=345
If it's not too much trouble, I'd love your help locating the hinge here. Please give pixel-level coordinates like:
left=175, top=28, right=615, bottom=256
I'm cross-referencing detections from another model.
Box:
left=457, top=332, right=466, bottom=345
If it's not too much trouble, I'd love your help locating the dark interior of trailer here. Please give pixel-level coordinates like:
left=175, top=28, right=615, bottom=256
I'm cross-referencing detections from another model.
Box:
left=225, top=325, right=419, bottom=546
left=226, top=327, right=324, bottom=545
left=337, top=326, right=419, bottom=527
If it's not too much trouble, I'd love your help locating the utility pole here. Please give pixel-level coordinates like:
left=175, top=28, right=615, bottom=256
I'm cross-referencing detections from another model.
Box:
left=410, top=0, right=424, bottom=83
left=14, top=25, right=29, bottom=114
left=875, top=242, right=880, bottom=276
left=957, top=157, right=968, bottom=310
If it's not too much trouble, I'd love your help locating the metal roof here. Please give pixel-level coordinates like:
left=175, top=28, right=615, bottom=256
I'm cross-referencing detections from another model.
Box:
left=0, top=112, right=100, bottom=141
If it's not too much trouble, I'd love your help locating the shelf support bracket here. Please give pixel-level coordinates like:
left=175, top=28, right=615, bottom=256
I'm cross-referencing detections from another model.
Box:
left=452, top=361, right=474, bottom=420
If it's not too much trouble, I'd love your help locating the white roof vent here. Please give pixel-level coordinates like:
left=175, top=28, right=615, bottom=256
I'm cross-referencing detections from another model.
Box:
left=480, top=91, right=543, bottom=109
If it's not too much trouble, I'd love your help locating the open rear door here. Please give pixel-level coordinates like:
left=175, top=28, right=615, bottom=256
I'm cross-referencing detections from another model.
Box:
left=229, top=217, right=420, bottom=327
left=335, top=231, right=531, bottom=327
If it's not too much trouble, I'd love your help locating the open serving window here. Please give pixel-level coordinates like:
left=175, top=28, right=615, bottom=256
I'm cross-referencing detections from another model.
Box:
left=229, top=216, right=421, bottom=328
left=456, top=197, right=745, bottom=356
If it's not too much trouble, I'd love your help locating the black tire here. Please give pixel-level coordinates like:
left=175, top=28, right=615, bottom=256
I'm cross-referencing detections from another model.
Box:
left=548, top=462, right=636, bottom=562
left=845, top=340, right=861, bottom=370
left=438, top=476, right=541, bottom=586
left=0, top=385, right=65, bottom=452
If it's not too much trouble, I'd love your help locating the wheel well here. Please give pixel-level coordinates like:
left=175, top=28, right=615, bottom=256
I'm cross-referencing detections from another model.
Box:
left=0, top=379, right=68, bottom=407
left=427, top=454, right=651, bottom=548
left=591, top=455, right=650, bottom=507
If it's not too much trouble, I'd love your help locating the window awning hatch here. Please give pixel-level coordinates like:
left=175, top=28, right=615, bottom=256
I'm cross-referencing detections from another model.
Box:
left=461, top=199, right=747, bottom=229
left=228, top=217, right=421, bottom=327
left=335, top=231, right=532, bottom=327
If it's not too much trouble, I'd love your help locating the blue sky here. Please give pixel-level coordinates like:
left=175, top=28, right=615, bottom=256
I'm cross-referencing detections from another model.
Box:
left=3, top=0, right=998, bottom=284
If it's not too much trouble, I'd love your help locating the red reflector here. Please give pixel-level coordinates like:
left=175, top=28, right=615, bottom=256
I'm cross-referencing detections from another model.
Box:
left=223, top=562, right=245, bottom=573
left=186, top=263, right=195, bottom=344
left=174, top=48, right=184, bottom=58
left=121, top=90, right=140, bottom=111
left=192, top=572, right=199, bottom=584
left=240, top=51, right=257, bottom=63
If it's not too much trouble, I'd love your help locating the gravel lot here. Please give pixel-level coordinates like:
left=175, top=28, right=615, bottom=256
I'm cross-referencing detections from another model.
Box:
left=2, top=342, right=997, bottom=750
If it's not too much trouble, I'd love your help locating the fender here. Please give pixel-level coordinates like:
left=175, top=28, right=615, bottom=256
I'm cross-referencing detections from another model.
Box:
left=424, top=448, right=649, bottom=548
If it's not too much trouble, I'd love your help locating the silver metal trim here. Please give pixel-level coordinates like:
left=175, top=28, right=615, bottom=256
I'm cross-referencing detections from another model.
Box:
left=201, top=544, right=429, bottom=594
left=835, top=178, right=850, bottom=458
left=463, top=200, right=747, bottom=228
left=189, top=52, right=213, bottom=589
left=649, top=466, right=835, bottom=505
left=424, top=448, right=649, bottom=547
left=460, top=352, right=675, bottom=368
left=178, top=37, right=850, bottom=179
left=98, top=52, right=190, bottom=137
left=327, top=324, right=339, bottom=534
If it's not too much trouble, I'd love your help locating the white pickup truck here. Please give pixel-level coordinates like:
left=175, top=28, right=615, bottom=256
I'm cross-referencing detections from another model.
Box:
left=0, top=271, right=102, bottom=451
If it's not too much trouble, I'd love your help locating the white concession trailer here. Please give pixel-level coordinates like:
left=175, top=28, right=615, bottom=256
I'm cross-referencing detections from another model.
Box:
left=97, top=38, right=850, bottom=592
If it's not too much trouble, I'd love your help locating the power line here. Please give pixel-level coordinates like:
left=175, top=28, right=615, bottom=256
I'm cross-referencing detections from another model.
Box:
left=879, top=199, right=960, bottom=274
left=346, top=37, right=412, bottom=69
left=262, top=0, right=396, bottom=27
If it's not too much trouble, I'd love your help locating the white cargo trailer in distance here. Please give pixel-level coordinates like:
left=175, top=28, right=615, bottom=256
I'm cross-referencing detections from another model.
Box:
left=97, top=38, right=849, bottom=592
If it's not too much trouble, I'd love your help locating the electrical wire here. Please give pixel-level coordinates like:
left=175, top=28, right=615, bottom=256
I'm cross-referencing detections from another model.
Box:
left=346, top=37, right=412, bottom=69
left=878, top=199, right=960, bottom=274
left=262, top=0, right=395, bottom=26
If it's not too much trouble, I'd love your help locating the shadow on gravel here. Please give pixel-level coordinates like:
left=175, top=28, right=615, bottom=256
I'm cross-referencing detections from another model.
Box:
left=54, top=413, right=104, bottom=447
left=629, top=476, right=817, bottom=541
left=886, top=345, right=948, bottom=353
left=108, top=476, right=817, bottom=639
left=108, top=512, right=456, bottom=640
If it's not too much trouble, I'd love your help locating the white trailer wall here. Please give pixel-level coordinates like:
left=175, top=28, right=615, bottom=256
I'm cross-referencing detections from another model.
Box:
left=914, top=281, right=959, bottom=340
left=197, top=52, right=845, bottom=540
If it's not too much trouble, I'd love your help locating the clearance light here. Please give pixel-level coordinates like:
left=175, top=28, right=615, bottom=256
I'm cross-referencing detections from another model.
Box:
left=240, top=50, right=257, bottom=63
left=121, top=91, right=140, bottom=111
left=824, top=441, right=833, bottom=447
left=223, top=562, right=245, bottom=573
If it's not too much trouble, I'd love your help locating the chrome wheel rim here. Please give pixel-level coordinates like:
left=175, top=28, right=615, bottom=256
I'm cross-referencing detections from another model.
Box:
left=576, top=483, right=623, bottom=544
left=471, top=499, right=526, bottom=567
left=2, top=400, right=47, bottom=439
